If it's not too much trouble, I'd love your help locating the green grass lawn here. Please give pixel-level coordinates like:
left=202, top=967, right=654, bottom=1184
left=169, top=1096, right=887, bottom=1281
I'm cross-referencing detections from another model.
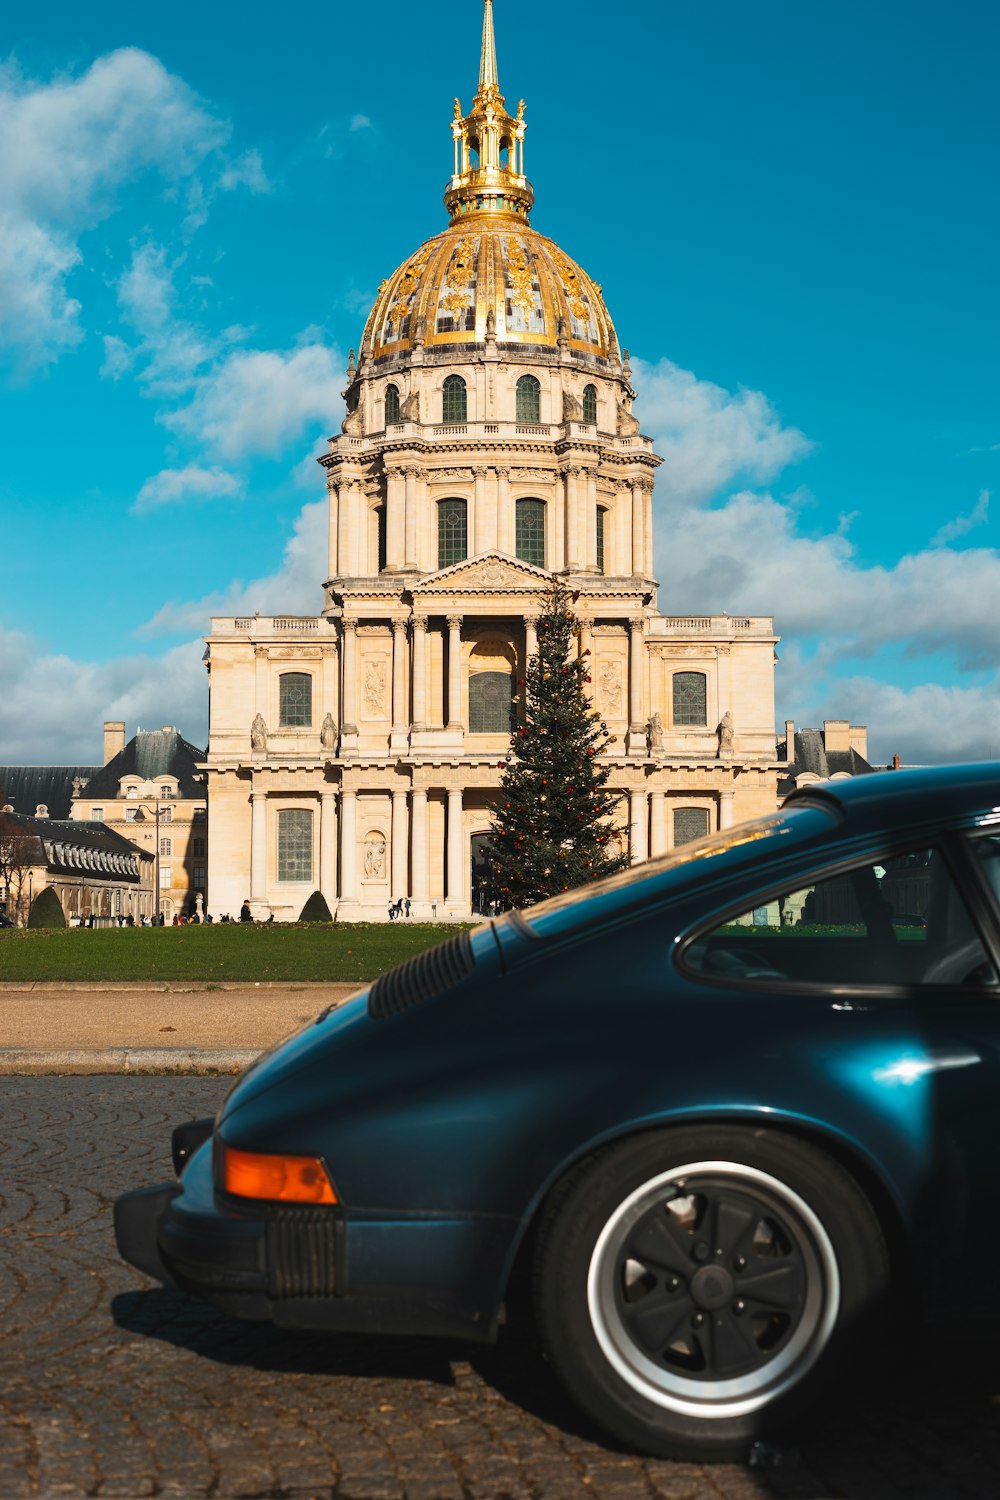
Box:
left=0, top=922, right=468, bottom=984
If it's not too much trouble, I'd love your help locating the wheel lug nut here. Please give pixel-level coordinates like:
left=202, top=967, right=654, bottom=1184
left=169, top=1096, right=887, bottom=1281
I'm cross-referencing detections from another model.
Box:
left=733, top=1300, right=745, bottom=1316
left=692, top=1313, right=704, bottom=1328
left=734, top=1256, right=747, bottom=1271
left=693, top=1242, right=710, bottom=1262
left=667, top=1277, right=680, bottom=1291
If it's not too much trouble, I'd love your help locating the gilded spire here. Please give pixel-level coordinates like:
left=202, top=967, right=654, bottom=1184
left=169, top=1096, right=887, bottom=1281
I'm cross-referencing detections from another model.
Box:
left=479, top=0, right=498, bottom=92
left=445, top=1, right=534, bottom=224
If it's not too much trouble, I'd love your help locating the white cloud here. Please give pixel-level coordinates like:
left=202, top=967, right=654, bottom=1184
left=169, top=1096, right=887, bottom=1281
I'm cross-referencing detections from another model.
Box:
left=931, top=488, right=990, bottom=547
left=134, top=465, right=242, bottom=514
left=789, top=676, right=1000, bottom=768
left=634, top=356, right=813, bottom=506
left=218, top=149, right=271, bottom=194
left=0, top=49, right=228, bottom=368
left=166, top=342, right=344, bottom=460
left=137, top=500, right=326, bottom=638
left=350, top=115, right=374, bottom=133
left=0, top=622, right=207, bottom=762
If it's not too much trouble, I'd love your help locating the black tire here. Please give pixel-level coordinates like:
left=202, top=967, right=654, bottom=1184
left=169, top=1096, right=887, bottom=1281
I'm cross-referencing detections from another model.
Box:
left=532, top=1125, right=890, bottom=1460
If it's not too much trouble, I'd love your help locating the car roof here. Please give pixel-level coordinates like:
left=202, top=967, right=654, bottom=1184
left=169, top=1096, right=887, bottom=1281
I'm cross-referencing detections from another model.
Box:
left=783, top=762, right=1000, bottom=834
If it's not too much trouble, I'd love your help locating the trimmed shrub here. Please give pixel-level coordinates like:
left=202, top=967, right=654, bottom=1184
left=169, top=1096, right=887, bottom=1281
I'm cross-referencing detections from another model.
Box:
left=27, top=887, right=67, bottom=928
left=298, top=890, right=333, bottom=923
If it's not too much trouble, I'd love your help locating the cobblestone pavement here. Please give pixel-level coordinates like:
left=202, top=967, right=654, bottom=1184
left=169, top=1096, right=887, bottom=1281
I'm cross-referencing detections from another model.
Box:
left=2, top=1078, right=999, bottom=1500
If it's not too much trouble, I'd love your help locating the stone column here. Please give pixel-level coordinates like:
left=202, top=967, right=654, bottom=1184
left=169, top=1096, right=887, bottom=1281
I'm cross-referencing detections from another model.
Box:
left=250, top=789, right=267, bottom=902
left=410, top=789, right=429, bottom=901
left=447, top=615, right=463, bottom=730
left=525, top=615, right=538, bottom=662
left=615, top=485, right=632, bottom=576
left=552, top=468, right=567, bottom=571
left=411, top=617, right=427, bottom=730
left=391, top=789, right=408, bottom=898
left=337, top=483, right=353, bottom=579
left=643, top=478, right=654, bottom=579
left=404, top=466, right=418, bottom=568
left=391, top=620, right=408, bottom=744
left=473, top=467, right=491, bottom=554
left=446, top=788, right=464, bottom=910
left=564, top=466, right=582, bottom=569
left=326, top=477, right=339, bottom=578
left=585, top=470, right=599, bottom=570
left=320, top=790, right=337, bottom=908
left=341, top=619, right=358, bottom=735
left=385, top=467, right=406, bottom=570
left=632, top=481, right=645, bottom=577
left=650, top=791, right=667, bottom=857
left=719, top=788, right=736, bottom=830
left=628, top=616, right=645, bottom=753
left=339, top=789, right=358, bottom=903
left=630, top=789, right=648, bottom=866
left=253, top=645, right=268, bottom=721
left=497, top=466, right=513, bottom=554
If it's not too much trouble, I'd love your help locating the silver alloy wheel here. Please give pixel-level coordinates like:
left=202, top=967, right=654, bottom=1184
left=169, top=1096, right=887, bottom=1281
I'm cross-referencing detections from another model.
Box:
left=586, top=1160, right=840, bottom=1420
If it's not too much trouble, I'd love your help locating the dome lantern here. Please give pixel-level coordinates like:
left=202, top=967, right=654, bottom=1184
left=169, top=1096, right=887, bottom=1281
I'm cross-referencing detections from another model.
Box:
left=445, top=1, right=534, bottom=225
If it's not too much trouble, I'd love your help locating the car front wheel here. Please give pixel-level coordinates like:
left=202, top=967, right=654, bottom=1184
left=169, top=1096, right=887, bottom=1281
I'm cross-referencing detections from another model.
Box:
left=533, top=1126, right=889, bottom=1460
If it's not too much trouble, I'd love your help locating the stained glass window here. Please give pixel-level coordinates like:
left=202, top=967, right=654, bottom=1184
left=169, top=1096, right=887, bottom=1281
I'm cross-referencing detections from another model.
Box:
left=442, top=374, right=467, bottom=422
left=469, top=672, right=513, bottom=733
left=674, top=807, right=710, bottom=846
left=596, top=507, right=606, bottom=572
left=516, top=374, right=541, bottom=422
left=673, top=672, right=707, bottom=726
left=438, top=499, right=468, bottom=568
left=278, top=809, right=313, bottom=882
left=279, top=673, right=313, bottom=727
left=583, top=384, right=598, bottom=424
left=385, top=384, right=400, bottom=424
left=515, top=498, right=545, bottom=566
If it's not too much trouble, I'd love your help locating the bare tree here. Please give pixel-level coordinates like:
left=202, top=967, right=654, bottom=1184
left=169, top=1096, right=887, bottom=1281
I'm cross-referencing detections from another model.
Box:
left=0, top=813, right=39, bottom=926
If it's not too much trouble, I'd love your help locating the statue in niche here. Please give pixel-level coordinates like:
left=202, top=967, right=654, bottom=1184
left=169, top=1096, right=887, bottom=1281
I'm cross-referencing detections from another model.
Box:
left=251, top=713, right=268, bottom=752
left=364, top=661, right=386, bottom=718
left=647, top=711, right=663, bottom=754
left=718, top=710, right=735, bottom=758
left=364, top=837, right=386, bottom=878
left=599, top=660, right=622, bottom=716
left=485, top=306, right=497, bottom=342
left=320, top=713, right=337, bottom=750
left=563, top=389, right=582, bottom=421
left=400, top=388, right=420, bottom=420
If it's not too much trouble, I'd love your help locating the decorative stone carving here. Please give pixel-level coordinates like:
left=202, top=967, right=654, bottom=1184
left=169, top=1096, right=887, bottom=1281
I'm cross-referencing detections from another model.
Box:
left=251, top=714, right=268, bottom=752
left=254, top=645, right=268, bottom=659
left=718, top=710, right=735, bottom=758
left=496, top=465, right=511, bottom=480
left=364, top=661, right=386, bottom=717
left=616, top=398, right=641, bottom=436
left=472, top=466, right=488, bottom=479
left=320, top=713, right=337, bottom=750
left=364, top=835, right=386, bottom=878
left=598, top=659, right=623, bottom=716
left=341, top=403, right=363, bottom=436
left=647, top=711, right=663, bottom=753
left=400, top=389, right=420, bottom=420
left=563, top=389, right=583, bottom=421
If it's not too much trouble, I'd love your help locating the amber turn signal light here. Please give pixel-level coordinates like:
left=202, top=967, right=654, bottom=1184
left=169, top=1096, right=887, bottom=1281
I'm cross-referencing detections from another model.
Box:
left=219, top=1144, right=337, bottom=1205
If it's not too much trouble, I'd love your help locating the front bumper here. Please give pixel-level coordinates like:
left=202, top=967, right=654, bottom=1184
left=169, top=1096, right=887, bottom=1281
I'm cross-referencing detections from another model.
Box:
left=114, top=1127, right=514, bottom=1341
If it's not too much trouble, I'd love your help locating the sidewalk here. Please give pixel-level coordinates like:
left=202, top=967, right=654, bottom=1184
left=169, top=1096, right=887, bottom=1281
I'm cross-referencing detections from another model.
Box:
left=0, top=981, right=365, bottom=1073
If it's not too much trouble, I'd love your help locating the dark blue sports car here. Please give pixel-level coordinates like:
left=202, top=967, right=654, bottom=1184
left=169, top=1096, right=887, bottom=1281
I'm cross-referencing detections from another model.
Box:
left=116, top=763, right=1000, bottom=1460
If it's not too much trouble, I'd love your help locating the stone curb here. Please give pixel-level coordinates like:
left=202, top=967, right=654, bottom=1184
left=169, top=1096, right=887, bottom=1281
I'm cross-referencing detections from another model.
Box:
left=0, top=1048, right=262, bottom=1075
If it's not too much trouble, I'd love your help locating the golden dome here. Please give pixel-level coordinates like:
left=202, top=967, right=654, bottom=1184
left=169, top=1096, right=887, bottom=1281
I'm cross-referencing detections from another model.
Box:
left=360, top=222, right=619, bottom=365
left=358, top=4, right=619, bottom=369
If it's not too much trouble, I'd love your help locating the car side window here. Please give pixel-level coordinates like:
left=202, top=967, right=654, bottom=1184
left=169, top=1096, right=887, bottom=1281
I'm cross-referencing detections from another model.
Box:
left=685, top=846, right=997, bottom=991
left=966, top=831, right=1000, bottom=908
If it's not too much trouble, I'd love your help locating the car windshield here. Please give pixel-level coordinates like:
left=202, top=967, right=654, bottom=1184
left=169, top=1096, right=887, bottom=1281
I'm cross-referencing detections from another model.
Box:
left=519, top=803, right=837, bottom=937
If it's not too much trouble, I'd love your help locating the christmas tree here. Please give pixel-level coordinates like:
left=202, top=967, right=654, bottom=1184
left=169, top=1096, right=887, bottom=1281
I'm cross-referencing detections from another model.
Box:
left=489, top=581, right=627, bottom=907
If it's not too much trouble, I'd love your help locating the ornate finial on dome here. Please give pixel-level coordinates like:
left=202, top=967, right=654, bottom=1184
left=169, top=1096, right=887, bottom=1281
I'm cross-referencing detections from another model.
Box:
left=445, top=1, right=534, bottom=225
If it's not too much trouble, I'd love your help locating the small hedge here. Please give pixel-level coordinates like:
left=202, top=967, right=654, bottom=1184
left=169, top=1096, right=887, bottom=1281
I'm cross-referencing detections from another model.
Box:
left=27, top=886, right=67, bottom=928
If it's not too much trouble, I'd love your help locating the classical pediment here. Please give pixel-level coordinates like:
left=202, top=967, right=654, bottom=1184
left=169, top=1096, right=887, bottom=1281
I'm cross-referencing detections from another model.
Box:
left=413, top=553, right=551, bottom=593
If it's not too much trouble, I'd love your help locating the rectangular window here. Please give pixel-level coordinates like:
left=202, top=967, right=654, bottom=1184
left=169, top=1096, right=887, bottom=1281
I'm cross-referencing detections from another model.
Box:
left=193, top=866, right=206, bottom=887
left=159, top=866, right=172, bottom=889
left=193, top=838, right=206, bottom=858
left=160, top=838, right=172, bottom=857
left=515, top=499, right=545, bottom=567
left=279, top=673, right=313, bottom=727
left=674, top=807, right=710, bottom=846
left=125, top=808, right=137, bottom=823
left=160, top=807, right=172, bottom=823
left=126, top=787, right=138, bottom=798
left=438, top=500, right=468, bottom=568
left=687, top=847, right=995, bottom=991
left=278, top=808, right=313, bottom=882
left=91, top=808, right=103, bottom=822
left=160, top=786, right=172, bottom=798
left=596, top=508, right=606, bottom=573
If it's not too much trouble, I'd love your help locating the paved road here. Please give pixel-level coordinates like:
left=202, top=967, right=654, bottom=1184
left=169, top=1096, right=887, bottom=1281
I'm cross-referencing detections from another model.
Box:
left=2, top=1077, right=999, bottom=1500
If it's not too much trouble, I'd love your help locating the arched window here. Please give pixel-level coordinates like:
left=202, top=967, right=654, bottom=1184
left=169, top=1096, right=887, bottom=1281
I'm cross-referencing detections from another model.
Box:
left=516, top=374, right=541, bottom=422
left=515, top=498, right=545, bottom=566
left=277, top=808, right=313, bottom=882
left=279, top=672, right=313, bottom=727
left=583, top=384, right=598, bottom=424
left=442, top=374, right=467, bottom=423
left=596, top=507, right=607, bottom=573
left=469, top=672, right=514, bottom=733
left=673, top=671, right=707, bottom=727
left=384, top=384, right=400, bottom=425
left=438, top=498, right=468, bottom=568
left=674, top=807, right=710, bottom=847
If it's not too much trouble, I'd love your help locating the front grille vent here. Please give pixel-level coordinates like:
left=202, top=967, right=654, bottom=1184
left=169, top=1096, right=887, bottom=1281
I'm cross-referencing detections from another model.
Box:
left=266, top=1207, right=337, bottom=1298
left=368, top=931, right=474, bottom=1019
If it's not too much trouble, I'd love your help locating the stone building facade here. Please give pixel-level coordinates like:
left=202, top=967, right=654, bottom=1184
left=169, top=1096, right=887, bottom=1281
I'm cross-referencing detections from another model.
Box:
left=203, top=2, right=782, bottom=921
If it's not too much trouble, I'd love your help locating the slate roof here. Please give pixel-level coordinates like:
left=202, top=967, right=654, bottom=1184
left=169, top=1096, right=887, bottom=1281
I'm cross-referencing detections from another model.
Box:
left=0, top=766, right=100, bottom=820
left=0, top=813, right=151, bottom=880
left=79, top=729, right=206, bottom=801
left=777, top=728, right=876, bottom=795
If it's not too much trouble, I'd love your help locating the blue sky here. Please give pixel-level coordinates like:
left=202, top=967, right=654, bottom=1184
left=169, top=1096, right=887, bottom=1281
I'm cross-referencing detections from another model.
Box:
left=1, top=0, right=998, bottom=764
